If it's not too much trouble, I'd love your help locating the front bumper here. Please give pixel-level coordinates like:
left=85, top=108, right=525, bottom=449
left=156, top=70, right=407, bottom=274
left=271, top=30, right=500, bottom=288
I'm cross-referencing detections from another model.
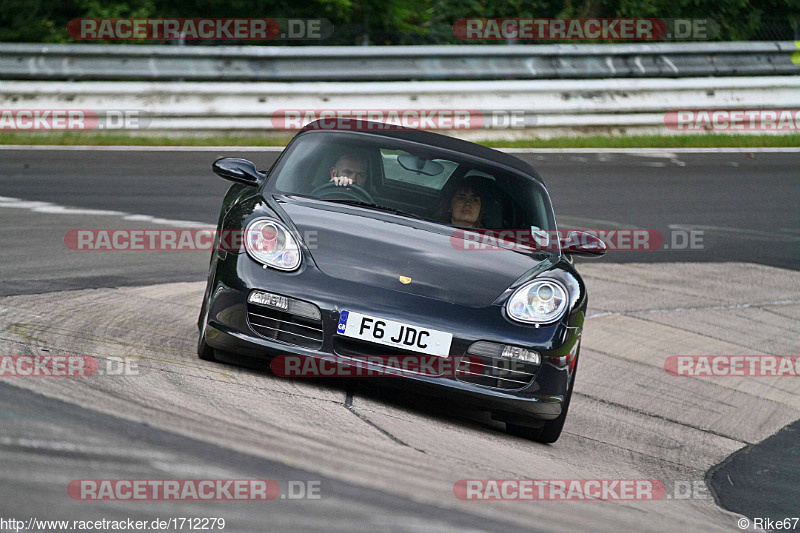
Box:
left=203, top=251, right=583, bottom=421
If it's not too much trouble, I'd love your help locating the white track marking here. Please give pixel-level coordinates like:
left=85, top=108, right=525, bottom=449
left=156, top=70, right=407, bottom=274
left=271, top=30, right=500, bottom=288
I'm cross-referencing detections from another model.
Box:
left=34, top=206, right=128, bottom=216
left=587, top=298, right=800, bottom=319
left=627, top=152, right=678, bottom=158
left=558, top=215, right=642, bottom=229
left=0, top=196, right=213, bottom=228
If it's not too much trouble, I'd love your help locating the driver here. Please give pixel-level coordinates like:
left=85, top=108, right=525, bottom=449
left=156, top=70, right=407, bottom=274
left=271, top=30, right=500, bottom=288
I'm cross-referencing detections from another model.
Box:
left=330, top=154, right=368, bottom=188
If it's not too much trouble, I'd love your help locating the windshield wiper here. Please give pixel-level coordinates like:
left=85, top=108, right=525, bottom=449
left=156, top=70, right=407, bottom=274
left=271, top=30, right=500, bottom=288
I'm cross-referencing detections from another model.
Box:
left=325, top=199, right=428, bottom=221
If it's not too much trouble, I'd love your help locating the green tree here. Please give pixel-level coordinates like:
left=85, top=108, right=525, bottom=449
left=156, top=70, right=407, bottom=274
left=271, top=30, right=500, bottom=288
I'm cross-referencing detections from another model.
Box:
left=0, top=0, right=796, bottom=44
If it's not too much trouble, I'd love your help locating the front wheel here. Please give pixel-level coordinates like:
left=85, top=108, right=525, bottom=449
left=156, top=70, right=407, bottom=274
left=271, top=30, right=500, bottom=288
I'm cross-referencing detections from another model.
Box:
left=507, top=355, right=578, bottom=444
left=197, top=314, right=215, bottom=362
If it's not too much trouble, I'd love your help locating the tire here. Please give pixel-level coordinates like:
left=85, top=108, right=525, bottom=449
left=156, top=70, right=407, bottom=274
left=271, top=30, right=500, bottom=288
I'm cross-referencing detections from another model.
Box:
left=507, top=354, right=579, bottom=444
left=197, top=319, right=216, bottom=362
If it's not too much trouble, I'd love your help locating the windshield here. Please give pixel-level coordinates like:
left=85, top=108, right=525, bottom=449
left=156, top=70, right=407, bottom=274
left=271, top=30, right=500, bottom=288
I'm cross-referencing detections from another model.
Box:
left=269, top=131, right=555, bottom=234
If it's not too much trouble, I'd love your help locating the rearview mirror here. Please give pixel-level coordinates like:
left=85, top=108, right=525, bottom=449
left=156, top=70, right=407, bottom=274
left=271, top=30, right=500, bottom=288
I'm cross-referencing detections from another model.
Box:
left=560, top=231, right=607, bottom=257
left=212, top=158, right=265, bottom=187
left=397, top=154, right=444, bottom=176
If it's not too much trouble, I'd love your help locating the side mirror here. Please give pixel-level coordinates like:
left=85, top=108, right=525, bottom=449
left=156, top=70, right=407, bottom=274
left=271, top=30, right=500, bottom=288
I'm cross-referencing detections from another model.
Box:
left=212, top=158, right=265, bottom=187
left=560, top=230, right=607, bottom=257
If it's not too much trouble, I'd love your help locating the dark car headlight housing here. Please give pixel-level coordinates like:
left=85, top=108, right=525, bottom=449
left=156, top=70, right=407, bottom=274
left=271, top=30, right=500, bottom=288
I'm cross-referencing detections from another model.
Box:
left=244, top=218, right=301, bottom=271
left=506, top=279, right=568, bottom=325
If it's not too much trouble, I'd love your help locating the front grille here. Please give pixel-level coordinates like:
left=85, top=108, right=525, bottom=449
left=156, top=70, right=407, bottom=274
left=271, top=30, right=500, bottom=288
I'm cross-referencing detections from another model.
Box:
left=247, top=300, right=323, bottom=350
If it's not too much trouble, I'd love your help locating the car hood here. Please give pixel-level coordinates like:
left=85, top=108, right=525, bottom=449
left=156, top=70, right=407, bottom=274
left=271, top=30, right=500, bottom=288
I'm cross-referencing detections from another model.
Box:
left=279, top=198, right=547, bottom=307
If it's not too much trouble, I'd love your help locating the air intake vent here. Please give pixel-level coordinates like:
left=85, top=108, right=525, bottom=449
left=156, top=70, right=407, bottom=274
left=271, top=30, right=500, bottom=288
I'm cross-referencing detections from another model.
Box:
left=456, top=341, right=540, bottom=390
left=246, top=292, right=323, bottom=350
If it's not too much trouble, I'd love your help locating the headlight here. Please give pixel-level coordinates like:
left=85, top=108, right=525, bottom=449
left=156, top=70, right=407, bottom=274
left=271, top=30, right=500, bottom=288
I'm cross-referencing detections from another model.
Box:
left=244, top=218, right=301, bottom=271
left=506, top=279, right=568, bottom=325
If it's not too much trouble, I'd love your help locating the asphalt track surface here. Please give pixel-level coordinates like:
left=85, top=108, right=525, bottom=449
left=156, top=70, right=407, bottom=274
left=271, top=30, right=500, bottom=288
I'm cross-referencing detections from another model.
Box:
left=0, top=147, right=799, bottom=532
left=0, top=149, right=799, bottom=286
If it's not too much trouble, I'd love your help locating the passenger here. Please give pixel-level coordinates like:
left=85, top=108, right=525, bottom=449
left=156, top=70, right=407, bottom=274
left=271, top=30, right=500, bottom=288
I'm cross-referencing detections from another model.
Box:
left=330, top=154, right=368, bottom=188
left=446, top=176, right=487, bottom=228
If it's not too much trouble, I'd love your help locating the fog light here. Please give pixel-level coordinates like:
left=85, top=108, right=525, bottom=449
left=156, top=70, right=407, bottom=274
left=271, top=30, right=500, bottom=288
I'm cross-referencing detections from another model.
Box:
left=247, top=290, right=321, bottom=320
left=501, top=346, right=541, bottom=365
left=248, top=291, right=288, bottom=311
left=467, top=341, right=541, bottom=365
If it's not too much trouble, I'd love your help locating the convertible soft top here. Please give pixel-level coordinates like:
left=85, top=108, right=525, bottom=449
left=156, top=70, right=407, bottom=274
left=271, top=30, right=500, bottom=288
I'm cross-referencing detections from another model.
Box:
left=298, top=118, right=545, bottom=185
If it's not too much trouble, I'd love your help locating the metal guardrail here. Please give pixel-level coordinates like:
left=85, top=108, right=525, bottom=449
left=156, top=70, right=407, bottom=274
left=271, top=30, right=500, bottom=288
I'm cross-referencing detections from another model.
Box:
left=3, top=77, right=798, bottom=137
left=1, top=42, right=798, bottom=81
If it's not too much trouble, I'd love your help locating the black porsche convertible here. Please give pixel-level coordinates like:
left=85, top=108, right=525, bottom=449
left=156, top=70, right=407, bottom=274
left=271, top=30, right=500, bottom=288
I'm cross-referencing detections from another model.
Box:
left=197, top=119, right=605, bottom=443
